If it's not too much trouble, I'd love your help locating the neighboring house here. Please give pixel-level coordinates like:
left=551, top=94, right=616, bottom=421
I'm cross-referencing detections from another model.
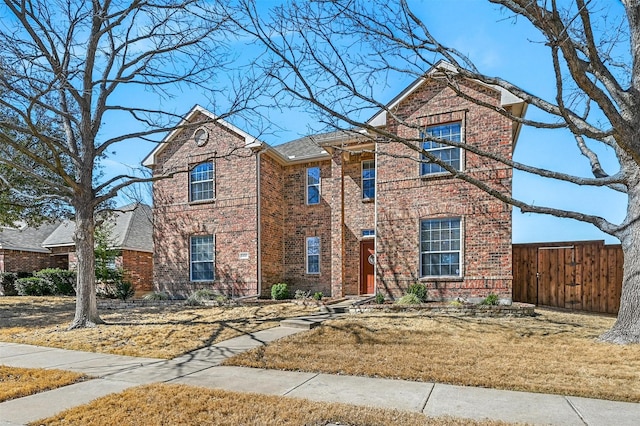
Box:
left=0, top=221, right=66, bottom=274
left=0, top=204, right=153, bottom=296
left=144, top=62, right=526, bottom=301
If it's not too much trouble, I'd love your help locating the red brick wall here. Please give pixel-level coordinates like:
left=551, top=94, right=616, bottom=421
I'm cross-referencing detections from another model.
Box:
left=152, top=112, right=259, bottom=298
left=376, top=77, right=513, bottom=301
left=282, top=160, right=334, bottom=296
left=340, top=151, right=376, bottom=295
left=0, top=250, right=51, bottom=273
left=122, top=250, right=153, bottom=296
left=259, top=153, right=285, bottom=296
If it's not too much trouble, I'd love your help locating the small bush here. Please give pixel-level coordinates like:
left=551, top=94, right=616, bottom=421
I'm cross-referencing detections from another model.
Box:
left=407, top=283, right=427, bottom=302
left=271, top=283, right=289, bottom=300
left=395, top=293, right=422, bottom=305
left=185, top=294, right=202, bottom=306
left=143, top=292, right=169, bottom=301
left=15, top=277, right=52, bottom=296
left=480, top=293, right=500, bottom=306
left=35, top=268, right=76, bottom=296
left=193, top=289, right=218, bottom=300
left=313, top=291, right=323, bottom=301
left=294, top=289, right=310, bottom=300
left=113, top=281, right=135, bottom=301
left=0, top=272, right=19, bottom=296
left=375, top=292, right=385, bottom=304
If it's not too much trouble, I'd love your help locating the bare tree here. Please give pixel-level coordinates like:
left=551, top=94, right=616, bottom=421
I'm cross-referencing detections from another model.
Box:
left=0, top=0, right=257, bottom=328
left=233, top=0, right=640, bottom=343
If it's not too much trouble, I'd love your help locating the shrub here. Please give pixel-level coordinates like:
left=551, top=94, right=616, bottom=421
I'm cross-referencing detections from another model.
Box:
left=185, top=289, right=227, bottom=306
left=407, top=283, right=427, bottom=302
left=271, top=283, right=289, bottom=300
left=185, top=294, right=202, bottom=306
left=143, top=292, right=169, bottom=301
left=375, top=292, right=385, bottom=304
left=15, top=276, right=52, bottom=296
left=35, top=268, right=76, bottom=296
left=480, top=293, right=500, bottom=306
left=0, top=272, right=19, bottom=296
left=313, top=291, right=323, bottom=301
left=113, top=281, right=135, bottom=301
left=294, top=289, right=310, bottom=300
left=395, top=293, right=422, bottom=305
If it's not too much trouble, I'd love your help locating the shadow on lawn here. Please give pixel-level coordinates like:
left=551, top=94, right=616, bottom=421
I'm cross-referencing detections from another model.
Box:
left=0, top=297, right=76, bottom=328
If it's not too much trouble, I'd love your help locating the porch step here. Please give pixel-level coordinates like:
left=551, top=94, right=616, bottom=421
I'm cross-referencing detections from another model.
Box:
left=280, top=313, right=335, bottom=329
left=318, top=296, right=376, bottom=314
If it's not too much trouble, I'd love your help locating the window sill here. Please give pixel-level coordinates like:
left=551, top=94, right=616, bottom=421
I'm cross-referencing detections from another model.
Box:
left=362, top=198, right=375, bottom=203
left=189, top=199, right=215, bottom=206
left=419, top=172, right=456, bottom=181
left=419, top=276, right=464, bottom=282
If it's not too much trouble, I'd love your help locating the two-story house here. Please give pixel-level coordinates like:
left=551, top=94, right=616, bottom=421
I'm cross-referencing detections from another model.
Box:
left=144, top=64, right=526, bottom=301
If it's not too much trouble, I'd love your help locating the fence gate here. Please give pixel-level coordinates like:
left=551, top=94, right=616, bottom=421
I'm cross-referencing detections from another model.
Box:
left=537, top=246, right=580, bottom=310
left=513, top=241, right=623, bottom=314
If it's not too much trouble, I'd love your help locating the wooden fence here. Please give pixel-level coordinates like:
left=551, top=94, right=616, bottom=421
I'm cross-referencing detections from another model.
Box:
left=512, top=241, right=623, bottom=314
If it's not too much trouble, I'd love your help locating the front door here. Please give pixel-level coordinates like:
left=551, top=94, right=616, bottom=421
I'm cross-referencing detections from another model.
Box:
left=360, top=240, right=375, bottom=294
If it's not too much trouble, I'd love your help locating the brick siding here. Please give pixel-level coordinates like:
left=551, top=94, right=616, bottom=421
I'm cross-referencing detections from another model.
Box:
left=376, top=77, right=513, bottom=301
left=152, top=112, right=259, bottom=298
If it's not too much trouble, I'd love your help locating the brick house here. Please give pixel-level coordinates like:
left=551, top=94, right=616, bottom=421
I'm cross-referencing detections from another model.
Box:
left=0, top=204, right=153, bottom=296
left=145, top=63, right=526, bottom=301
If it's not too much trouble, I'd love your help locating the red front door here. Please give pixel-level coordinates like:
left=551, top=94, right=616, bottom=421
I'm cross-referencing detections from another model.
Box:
left=360, top=240, right=375, bottom=294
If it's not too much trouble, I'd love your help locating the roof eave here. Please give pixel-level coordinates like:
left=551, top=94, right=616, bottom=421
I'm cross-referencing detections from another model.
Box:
left=142, top=105, right=265, bottom=168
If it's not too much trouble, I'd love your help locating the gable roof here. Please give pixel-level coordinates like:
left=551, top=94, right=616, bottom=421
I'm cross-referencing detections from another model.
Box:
left=366, top=60, right=527, bottom=143
left=0, top=221, right=61, bottom=253
left=42, top=204, right=153, bottom=252
left=142, top=105, right=264, bottom=168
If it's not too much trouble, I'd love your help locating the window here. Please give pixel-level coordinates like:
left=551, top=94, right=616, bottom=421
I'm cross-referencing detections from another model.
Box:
left=362, top=160, right=375, bottom=199
left=190, top=162, right=214, bottom=202
left=362, top=229, right=375, bottom=237
left=306, top=236, right=320, bottom=274
left=306, top=167, right=320, bottom=205
left=190, top=235, right=214, bottom=281
left=421, top=122, right=461, bottom=175
left=420, top=218, right=461, bottom=277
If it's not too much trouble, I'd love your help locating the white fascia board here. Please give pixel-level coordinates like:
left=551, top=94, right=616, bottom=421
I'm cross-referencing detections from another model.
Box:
left=142, top=105, right=265, bottom=168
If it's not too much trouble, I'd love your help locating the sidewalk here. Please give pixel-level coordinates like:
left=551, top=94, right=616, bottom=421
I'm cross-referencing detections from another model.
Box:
left=2, top=325, right=640, bottom=425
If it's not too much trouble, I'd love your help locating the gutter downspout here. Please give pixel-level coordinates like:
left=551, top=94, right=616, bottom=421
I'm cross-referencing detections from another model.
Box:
left=256, top=150, right=262, bottom=297
left=341, top=149, right=346, bottom=297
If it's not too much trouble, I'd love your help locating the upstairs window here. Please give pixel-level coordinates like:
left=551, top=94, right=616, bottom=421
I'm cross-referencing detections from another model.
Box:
left=421, top=122, right=462, bottom=175
left=306, top=167, right=320, bottom=205
left=190, top=162, right=214, bottom=202
left=190, top=235, right=214, bottom=281
left=420, top=218, right=461, bottom=277
left=362, top=160, right=375, bottom=200
left=306, top=236, right=320, bottom=274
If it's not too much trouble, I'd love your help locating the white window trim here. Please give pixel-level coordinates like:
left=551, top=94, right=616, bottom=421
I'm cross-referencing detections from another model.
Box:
left=361, top=159, right=375, bottom=200
left=190, top=235, right=215, bottom=282
left=306, top=167, right=321, bottom=205
left=306, top=236, right=321, bottom=275
left=419, top=217, right=463, bottom=278
left=189, top=161, right=215, bottom=202
left=420, top=122, right=464, bottom=176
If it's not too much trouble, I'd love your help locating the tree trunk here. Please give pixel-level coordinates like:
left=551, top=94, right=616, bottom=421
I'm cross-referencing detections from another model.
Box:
left=68, top=199, right=103, bottom=329
left=600, top=185, right=640, bottom=343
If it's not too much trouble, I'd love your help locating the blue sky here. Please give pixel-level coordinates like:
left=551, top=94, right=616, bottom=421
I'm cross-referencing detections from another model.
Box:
left=105, top=0, right=626, bottom=245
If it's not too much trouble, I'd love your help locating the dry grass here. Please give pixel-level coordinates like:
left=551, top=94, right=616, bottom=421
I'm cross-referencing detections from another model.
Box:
left=225, top=308, right=640, bottom=402
left=34, top=383, right=516, bottom=426
left=0, top=297, right=315, bottom=359
left=0, top=366, right=87, bottom=402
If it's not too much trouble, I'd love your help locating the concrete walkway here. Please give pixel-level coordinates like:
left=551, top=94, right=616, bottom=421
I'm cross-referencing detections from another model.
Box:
left=2, top=324, right=640, bottom=425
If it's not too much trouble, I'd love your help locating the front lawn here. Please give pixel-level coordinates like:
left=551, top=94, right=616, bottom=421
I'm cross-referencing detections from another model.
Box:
left=225, top=308, right=640, bottom=402
left=0, top=297, right=316, bottom=359
left=0, top=366, right=88, bottom=402
left=33, top=383, right=513, bottom=426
